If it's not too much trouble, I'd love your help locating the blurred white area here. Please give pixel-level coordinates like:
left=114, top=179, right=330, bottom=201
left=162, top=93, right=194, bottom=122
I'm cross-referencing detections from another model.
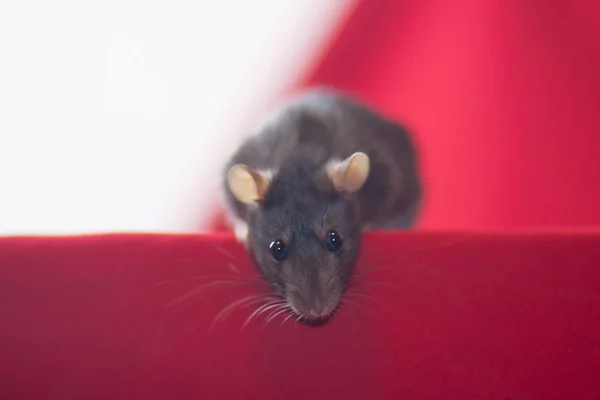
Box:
left=0, top=0, right=355, bottom=234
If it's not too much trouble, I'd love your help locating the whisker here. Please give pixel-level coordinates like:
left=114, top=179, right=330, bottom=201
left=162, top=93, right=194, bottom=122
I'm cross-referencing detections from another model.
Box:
left=356, top=247, right=376, bottom=261
left=156, top=275, right=263, bottom=286
left=227, top=295, right=271, bottom=318
left=341, top=297, right=368, bottom=311
left=260, top=304, right=284, bottom=322
left=208, top=294, right=271, bottom=334
left=326, top=268, right=337, bottom=288
left=359, top=251, right=403, bottom=270
left=357, top=238, right=473, bottom=272
left=164, top=280, right=266, bottom=308
left=226, top=263, right=242, bottom=275
left=280, top=269, right=304, bottom=289
left=242, top=300, right=287, bottom=330
left=279, top=312, right=296, bottom=327
left=345, top=291, right=381, bottom=304
left=263, top=306, right=291, bottom=327
left=257, top=302, right=287, bottom=319
left=351, top=240, right=472, bottom=285
left=214, top=245, right=239, bottom=261
left=348, top=280, right=394, bottom=289
left=155, top=276, right=209, bottom=286
left=350, top=263, right=400, bottom=282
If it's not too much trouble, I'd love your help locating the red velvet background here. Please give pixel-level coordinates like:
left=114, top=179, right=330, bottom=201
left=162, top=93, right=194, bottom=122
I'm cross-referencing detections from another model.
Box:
left=2, top=1, right=600, bottom=398
left=1, top=232, right=600, bottom=399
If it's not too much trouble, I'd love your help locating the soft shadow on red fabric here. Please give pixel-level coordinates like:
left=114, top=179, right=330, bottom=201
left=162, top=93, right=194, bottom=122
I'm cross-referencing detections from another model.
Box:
left=1, top=231, right=599, bottom=399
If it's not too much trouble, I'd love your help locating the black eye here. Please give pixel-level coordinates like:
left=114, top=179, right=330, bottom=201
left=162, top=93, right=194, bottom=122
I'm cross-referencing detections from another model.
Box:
left=326, top=230, right=343, bottom=252
left=269, top=239, right=287, bottom=261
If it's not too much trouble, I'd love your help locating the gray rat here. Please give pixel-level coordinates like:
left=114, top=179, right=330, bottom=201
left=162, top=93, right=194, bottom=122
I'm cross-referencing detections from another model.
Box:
left=222, top=88, right=422, bottom=324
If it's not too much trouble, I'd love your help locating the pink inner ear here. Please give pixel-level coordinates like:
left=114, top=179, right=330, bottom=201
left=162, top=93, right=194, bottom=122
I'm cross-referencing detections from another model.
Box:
left=337, top=154, right=369, bottom=192
left=326, top=154, right=368, bottom=193
left=330, top=166, right=347, bottom=192
left=228, top=166, right=260, bottom=204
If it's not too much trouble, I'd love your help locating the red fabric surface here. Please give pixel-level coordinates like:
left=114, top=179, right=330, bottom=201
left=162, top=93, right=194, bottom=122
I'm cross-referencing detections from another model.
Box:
left=4, top=1, right=600, bottom=399
left=1, top=232, right=600, bottom=399
left=210, top=0, right=600, bottom=232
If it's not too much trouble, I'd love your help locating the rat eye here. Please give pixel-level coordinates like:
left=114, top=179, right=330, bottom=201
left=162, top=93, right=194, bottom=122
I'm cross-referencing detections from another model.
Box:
left=269, top=239, right=287, bottom=261
left=326, top=230, right=343, bottom=252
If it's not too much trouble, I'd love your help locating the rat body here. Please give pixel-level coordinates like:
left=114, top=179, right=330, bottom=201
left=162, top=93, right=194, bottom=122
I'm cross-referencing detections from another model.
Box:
left=222, top=88, right=422, bottom=323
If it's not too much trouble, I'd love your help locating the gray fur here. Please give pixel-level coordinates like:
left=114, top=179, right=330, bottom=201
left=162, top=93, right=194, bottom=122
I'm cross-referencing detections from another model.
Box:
left=222, top=88, right=422, bottom=323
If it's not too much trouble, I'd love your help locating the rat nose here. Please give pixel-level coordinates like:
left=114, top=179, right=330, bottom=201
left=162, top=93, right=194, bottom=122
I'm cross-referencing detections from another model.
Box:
left=307, top=298, right=331, bottom=318
left=308, top=309, right=328, bottom=318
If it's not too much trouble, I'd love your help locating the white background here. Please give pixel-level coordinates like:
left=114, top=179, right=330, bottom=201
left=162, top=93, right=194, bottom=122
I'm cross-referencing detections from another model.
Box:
left=0, top=0, right=355, bottom=234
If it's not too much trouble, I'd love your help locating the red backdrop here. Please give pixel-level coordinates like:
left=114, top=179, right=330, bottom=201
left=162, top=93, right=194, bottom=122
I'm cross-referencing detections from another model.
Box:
left=286, top=0, right=600, bottom=230
left=2, top=2, right=600, bottom=398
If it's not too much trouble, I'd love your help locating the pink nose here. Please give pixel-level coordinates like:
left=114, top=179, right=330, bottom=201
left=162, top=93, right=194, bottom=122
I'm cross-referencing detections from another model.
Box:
left=308, top=309, right=327, bottom=318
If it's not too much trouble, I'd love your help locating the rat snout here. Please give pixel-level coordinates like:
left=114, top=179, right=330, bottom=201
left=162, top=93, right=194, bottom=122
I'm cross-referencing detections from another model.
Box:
left=307, top=297, right=330, bottom=319
left=289, top=287, right=341, bottom=321
left=285, top=256, right=345, bottom=322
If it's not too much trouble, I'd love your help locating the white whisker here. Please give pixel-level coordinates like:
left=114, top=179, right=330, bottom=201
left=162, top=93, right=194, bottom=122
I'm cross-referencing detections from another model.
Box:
left=346, top=292, right=381, bottom=304
left=263, top=307, right=291, bottom=326
left=155, top=276, right=208, bottom=286
left=226, top=263, right=242, bottom=275
left=279, top=312, right=296, bottom=327
left=262, top=304, right=286, bottom=322
left=241, top=300, right=286, bottom=330
left=348, top=280, right=394, bottom=289
left=207, top=294, right=269, bottom=334
left=165, top=280, right=263, bottom=308
left=158, top=276, right=261, bottom=287
left=341, top=297, right=367, bottom=311
left=214, top=245, right=239, bottom=261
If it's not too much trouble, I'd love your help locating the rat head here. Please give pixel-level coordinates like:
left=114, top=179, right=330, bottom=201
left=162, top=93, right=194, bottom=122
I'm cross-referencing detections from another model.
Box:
left=227, top=152, right=370, bottom=324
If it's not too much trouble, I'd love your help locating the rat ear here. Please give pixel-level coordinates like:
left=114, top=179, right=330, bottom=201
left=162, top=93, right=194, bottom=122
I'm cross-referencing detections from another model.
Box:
left=227, top=164, right=272, bottom=204
left=327, top=152, right=370, bottom=193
